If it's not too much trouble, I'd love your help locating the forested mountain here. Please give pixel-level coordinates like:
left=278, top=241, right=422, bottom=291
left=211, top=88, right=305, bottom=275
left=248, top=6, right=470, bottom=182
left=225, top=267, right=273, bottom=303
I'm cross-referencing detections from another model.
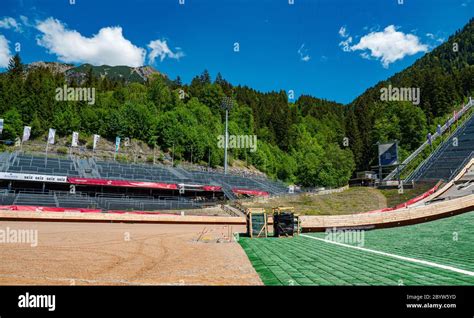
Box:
left=0, top=18, right=472, bottom=188
left=25, top=62, right=163, bottom=84
left=0, top=56, right=354, bottom=188
left=348, top=18, right=474, bottom=170
left=66, top=64, right=163, bottom=84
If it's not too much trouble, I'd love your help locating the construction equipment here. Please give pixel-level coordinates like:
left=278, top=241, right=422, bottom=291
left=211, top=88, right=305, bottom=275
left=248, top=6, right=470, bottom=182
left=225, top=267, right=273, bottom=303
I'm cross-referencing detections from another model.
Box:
left=272, top=206, right=301, bottom=237
left=245, top=208, right=268, bottom=238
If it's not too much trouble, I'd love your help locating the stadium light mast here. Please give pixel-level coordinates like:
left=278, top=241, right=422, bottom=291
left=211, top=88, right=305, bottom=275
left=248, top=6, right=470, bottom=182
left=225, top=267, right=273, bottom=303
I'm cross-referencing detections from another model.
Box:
left=221, top=96, right=233, bottom=175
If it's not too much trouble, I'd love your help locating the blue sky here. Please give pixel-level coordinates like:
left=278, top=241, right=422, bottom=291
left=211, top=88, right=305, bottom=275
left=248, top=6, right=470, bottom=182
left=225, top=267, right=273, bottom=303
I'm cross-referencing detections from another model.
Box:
left=0, top=0, right=472, bottom=104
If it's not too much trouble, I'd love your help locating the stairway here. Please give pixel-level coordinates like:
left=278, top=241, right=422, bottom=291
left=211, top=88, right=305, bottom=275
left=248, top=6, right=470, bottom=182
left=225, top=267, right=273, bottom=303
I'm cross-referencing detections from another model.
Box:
left=408, top=113, right=474, bottom=182
left=221, top=183, right=238, bottom=200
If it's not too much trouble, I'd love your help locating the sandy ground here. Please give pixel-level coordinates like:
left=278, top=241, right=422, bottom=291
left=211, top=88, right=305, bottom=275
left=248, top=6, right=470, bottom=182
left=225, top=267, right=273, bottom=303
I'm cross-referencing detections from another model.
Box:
left=0, top=221, right=262, bottom=285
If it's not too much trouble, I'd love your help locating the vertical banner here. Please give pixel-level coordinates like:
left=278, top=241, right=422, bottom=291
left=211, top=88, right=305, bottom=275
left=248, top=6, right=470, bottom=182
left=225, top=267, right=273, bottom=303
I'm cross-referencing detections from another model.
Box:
left=115, top=136, right=121, bottom=152
left=71, top=132, right=79, bottom=147
left=93, top=134, right=100, bottom=150
left=0, top=118, right=3, bottom=134
left=22, top=126, right=31, bottom=142
left=48, top=128, right=56, bottom=144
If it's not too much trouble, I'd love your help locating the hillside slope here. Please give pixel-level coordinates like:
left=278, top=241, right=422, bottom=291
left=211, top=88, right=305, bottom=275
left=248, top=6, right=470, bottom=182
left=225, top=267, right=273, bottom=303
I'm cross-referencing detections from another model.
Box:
left=25, top=62, right=164, bottom=84
left=66, top=64, right=163, bottom=83
left=348, top=18, right=474, bottom=170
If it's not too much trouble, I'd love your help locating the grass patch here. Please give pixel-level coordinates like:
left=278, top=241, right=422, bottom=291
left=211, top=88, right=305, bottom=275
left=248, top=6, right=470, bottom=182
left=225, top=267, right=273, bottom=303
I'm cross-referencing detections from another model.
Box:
left=380, top=182, right=436, bottom=207
left=241, top=187, right=387, bottom=215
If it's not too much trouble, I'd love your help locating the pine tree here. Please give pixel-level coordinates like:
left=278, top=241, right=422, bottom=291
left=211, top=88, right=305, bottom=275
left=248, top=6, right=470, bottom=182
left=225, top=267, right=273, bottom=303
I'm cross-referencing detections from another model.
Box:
left=199, top=70, right=211, bottom=85
left=7, top=53, right=23, bottom=78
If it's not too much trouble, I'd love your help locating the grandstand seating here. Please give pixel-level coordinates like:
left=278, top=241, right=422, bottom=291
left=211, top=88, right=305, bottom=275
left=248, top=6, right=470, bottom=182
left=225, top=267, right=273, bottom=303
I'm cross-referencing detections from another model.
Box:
left=408, top=114, right=474, bottom=182
left=13, top=191, right=57, bottom=207
left=6, top=154, right=80, bottom=176
left=96, top=161, right=184, bottom=183
left=1, top=190, right=208, bottom=211
left=0, top=191, right=16, bottom=205
left=55, top=192, right=98, bottom=209
left=94, top=160, right=289, bottom=196
left=184, top=169, right=288, bottom=195
left=95, top=194, right=203, bottom=210
left=0, top=152, right=289, bottom=203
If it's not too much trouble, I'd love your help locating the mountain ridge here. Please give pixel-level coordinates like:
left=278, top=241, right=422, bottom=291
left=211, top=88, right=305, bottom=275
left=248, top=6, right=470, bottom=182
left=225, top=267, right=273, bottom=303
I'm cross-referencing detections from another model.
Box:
left=25, top=62, right=164, bottom=84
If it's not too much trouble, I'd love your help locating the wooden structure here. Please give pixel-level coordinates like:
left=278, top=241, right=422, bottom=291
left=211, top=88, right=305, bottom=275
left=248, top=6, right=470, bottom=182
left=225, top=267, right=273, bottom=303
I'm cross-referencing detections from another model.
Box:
left=246, top=208, right=268, bottom=238
left=272, top=206, right=301, bottom=237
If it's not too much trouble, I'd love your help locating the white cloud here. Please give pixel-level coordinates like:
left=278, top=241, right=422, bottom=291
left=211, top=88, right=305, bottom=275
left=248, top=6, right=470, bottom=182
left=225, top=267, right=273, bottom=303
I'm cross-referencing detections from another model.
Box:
left=360, top=52, right=371, bottom=60
left=338, top=25, right=353, bottom=52
left=426, top=32, right=445, bottom=44
left=338, top=26, right=348, bottom=38
left=19, top=15, right=33, bottom=28
left=36, top=17, right=146, bottom=67
left=341, top=25, right=428, bottom=68
left=339, top=36, right=353, bottom=52
left=0, top=35, right=12, bottom=68
left=297, top=43, right=311, bottom=62
left=147, top=39, right=184, bottom=63
left=0, top=17, right=22, bottom=33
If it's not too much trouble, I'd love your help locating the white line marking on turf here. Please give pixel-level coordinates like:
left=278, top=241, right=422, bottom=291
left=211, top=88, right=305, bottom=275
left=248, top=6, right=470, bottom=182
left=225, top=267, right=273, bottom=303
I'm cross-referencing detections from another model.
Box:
left=300, top=234, right=474, bottom=277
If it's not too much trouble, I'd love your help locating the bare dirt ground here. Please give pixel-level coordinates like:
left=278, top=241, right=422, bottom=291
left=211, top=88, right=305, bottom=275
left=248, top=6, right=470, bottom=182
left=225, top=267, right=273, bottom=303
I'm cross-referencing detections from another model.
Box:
left=0, top=221, right=262, bottom=285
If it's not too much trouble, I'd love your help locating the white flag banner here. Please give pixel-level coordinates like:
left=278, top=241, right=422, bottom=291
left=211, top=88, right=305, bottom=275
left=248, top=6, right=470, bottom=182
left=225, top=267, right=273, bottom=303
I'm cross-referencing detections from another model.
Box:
left=115, top=136, right=121, bottom=153
left=0, top=119, right=3, bottom=134
left=72, top=132, right=79, bottom=147
left=48, top=128, right=56, bottom=145
left=22, top=126, right=31, bottom=142
left=93, top=134, right=100, bottom=150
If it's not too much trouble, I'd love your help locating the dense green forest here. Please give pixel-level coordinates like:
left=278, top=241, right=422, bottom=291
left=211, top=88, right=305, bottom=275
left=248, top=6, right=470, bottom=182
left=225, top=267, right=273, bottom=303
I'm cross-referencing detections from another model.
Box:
left=0, top=18, right=472, bottom=188
left=348, top=18, right=474, bottom=170
left=0, top=54, right=354, bottom=188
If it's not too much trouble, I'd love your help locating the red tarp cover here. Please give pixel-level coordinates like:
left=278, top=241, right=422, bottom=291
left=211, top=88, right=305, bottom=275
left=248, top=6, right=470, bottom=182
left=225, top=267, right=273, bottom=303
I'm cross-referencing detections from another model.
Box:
left=0, top=205, right=102, bottom=213
left=201, top=185, right=223, bottom=191
left=232, top=188, right=269, bottom=197
left=0, top=205, right=175, bottom=215
left=68, top=177, right=178, bottom=190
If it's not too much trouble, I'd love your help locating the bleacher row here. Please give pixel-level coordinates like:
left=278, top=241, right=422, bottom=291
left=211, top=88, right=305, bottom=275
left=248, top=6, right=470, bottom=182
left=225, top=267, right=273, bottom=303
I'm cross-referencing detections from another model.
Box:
left=96, top=161, right=179, bottom=183
left=95, top=161, right=288, bottom=195
left=6, top=154, right=80, bottom=176
left=0, top=152, right=289, bottom=201
left=0, top=190, right=206, bottom=211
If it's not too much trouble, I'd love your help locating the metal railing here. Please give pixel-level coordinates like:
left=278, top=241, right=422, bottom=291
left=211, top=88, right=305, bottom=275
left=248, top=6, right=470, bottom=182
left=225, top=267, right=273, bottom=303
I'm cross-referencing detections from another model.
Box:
left=385, top=97, right=473, bottom=181
left=447, top=151, right=474, bottom=181
left=405, top=112, right=474, bottom=182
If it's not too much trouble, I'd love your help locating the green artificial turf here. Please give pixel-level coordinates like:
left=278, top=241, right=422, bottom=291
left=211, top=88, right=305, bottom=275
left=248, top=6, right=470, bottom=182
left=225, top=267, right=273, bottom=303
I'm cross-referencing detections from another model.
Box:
left=238, top=211, right=474, bottom=286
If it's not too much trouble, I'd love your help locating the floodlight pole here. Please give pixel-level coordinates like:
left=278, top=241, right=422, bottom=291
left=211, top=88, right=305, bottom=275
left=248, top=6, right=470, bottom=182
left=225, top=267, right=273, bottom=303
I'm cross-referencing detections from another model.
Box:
left=224, top=108, right=229, bottom=174
left=221, top=96, right=233, bottom=175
